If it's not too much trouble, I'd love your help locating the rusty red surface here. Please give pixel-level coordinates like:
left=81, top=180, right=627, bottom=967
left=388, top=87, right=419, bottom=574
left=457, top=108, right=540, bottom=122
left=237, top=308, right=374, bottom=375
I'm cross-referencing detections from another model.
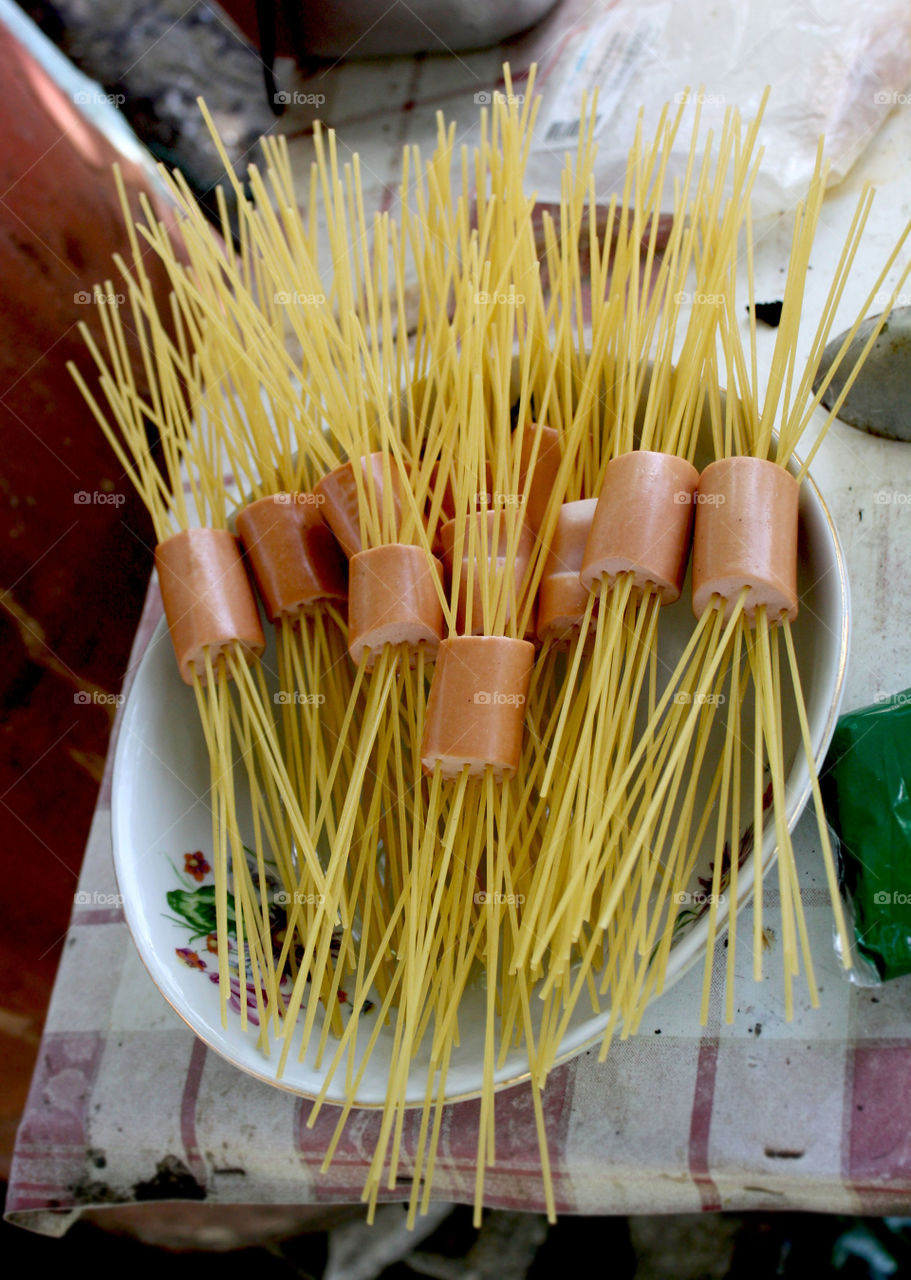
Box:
left=0, top=23, right=176, bottom=1173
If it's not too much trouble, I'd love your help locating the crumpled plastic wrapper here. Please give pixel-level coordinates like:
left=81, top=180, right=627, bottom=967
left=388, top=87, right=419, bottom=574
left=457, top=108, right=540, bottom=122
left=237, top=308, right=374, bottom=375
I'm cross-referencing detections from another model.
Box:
left=823, top=689, right=911, bottom=983
left=525, top=0, right=911, bottom=216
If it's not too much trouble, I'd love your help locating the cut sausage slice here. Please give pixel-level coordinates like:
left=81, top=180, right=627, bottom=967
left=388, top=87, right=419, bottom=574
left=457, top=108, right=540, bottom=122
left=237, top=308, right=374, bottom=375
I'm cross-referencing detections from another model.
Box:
left=580, top=450, right=699, bottom=604
left=518, top=422, right=562, bottom=533
left=440, top=512, right=535, bottom=637
left=236, top=493, right=347, bottom=622
left=155, top=528, right=265, bottom=685
left=313, top=453, right=402, bottom=558
left=692, top=457, right=799, bottom=623
left=421, top=636, right=534, bottom=779
left=348, top=544, right=444, bottom=668
left=537, top=498, right=598, bottom=644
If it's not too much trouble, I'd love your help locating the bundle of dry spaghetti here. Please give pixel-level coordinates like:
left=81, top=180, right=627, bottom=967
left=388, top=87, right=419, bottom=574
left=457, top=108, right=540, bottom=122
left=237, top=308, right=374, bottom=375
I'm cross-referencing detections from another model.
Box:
left=299, top=86, right=576, bottom=1225
left=112, top=116, right=452, bottom=1070
left=530, top=147, right=911, bottom=1068
left=508, top=97, right=767, bottom=1072
left=83, top=89, right=565, bottom=1179
left=68, top=222, right=347, bottom=1047
left=70, top=64, right=911, bottom=1227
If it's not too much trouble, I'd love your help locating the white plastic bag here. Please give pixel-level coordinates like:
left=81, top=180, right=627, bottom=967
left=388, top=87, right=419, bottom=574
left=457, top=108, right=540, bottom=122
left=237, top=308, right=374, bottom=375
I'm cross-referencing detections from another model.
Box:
left=521, top=0, right=911, bottom=215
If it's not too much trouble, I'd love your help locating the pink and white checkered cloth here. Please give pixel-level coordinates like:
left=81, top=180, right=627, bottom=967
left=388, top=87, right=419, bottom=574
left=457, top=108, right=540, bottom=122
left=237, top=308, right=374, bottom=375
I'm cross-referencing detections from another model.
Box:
left=7, top=576, right=911, bottom=1237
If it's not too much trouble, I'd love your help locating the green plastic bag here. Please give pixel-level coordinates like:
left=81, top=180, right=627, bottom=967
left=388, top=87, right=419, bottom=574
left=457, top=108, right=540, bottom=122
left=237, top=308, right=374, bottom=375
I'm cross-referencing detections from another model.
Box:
left=823, top=689, right=911, bottom=982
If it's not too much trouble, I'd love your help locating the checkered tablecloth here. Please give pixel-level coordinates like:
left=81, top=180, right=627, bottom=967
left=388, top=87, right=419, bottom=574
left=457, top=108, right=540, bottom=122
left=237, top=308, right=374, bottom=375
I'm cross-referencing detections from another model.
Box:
left=9, top=4, right=911, bottom=1236
left=7, top=576, right=911, bottom=1235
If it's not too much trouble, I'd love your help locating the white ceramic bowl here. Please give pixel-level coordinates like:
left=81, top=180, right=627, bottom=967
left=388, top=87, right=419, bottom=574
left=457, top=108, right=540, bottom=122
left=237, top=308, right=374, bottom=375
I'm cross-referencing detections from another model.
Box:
left=112, top=435, right=848, bottom=1105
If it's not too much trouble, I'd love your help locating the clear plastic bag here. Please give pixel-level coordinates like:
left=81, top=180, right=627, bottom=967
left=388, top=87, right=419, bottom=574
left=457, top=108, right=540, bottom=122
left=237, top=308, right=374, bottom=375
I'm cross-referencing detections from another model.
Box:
left=523, top=0, right=911, bottom=216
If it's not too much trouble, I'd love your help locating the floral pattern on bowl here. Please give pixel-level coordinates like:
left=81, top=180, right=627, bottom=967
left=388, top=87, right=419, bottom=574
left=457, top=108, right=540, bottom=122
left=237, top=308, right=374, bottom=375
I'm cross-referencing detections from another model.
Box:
left=164, top=849, right=370, bottom=1029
